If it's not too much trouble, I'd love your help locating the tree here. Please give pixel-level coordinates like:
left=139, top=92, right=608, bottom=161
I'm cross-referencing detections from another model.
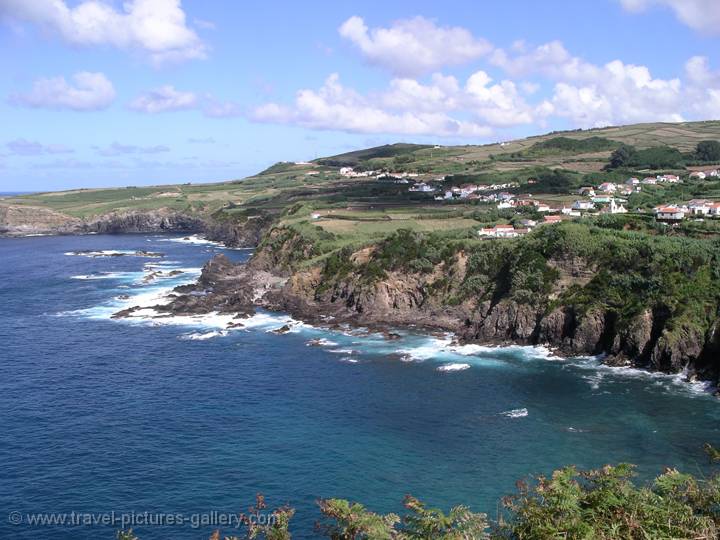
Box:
left=608, top=144, right=635, bottom=169
left=696, top=140, right=720, bottom=162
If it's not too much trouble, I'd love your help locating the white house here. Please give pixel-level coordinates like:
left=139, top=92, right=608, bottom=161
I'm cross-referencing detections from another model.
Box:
left=497, top=201, right=514, bottom=209
left=658, top=174, right=681, bottom=183
left=690, top=171, right=707, bottom=180
left=339, top=167, right=355, bottom=177
left=478, top=225, right=528, bottom=238
left=625, top=177, right=640, bottom=185
left=409, top=182, right=435, bottom=192
left=572, top=200, right=594, bottom=211
left=688, top=200, right=712, bottom=215
left=311, top=212, right=322, bottom=219
left=642, top=177, right=657, bottom=185
left=598, top=182, right=617, bottom=193
left=655, top=206, right=686, bottom=222
left=578, top=186, right=596, bottom=196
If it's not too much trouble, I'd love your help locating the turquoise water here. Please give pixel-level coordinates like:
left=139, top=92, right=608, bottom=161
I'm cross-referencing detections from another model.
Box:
left=1, top=234, right=719, bottom=539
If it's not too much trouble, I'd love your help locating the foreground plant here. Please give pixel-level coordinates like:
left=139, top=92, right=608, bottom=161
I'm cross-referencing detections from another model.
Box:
left=116, top=447, right=720, bottom=540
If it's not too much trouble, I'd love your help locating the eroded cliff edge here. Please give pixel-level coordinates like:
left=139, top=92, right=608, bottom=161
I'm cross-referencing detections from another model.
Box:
left=121, top=224, right=720, bottom=388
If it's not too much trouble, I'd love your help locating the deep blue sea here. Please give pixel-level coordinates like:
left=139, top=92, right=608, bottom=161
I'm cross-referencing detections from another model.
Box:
left=2, top=233, right=719, bottom=539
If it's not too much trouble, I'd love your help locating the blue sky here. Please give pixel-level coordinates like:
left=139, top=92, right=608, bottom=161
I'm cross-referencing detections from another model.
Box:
left=0, top=0, right=719, bottom=191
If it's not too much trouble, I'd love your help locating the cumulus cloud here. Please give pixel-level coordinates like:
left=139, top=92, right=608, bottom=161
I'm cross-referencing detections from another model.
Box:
left=549, top=60, right=684, bottom=128
left=0, top=0, right=206, bottom=63
left=339, top=15, right=492, bottom=76
left=95, top=142, right=170, bottom=156
left=250, top=73, right=548, bottom=137
left=9, top=72, right=115, bottom=111
left=6, top=139, right=74, bottom=155
left=490, top=41, right=686, bottom=127
left=129, top=85, right=197, bottom=113
left=684, top=56, right=720, bottom=118
left=620, top=0, right=720, bottom=35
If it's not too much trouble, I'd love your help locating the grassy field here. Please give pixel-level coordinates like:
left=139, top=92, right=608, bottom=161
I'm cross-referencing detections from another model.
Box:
left=3, top=120, right=719, bottom=242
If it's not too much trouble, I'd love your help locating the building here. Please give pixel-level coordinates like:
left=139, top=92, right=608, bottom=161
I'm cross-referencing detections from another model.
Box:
left=572, top=200, right=594, bottom=211
left=655, top=206, right=686, bottom=222
left=642, top=177, right=657, bottom=185
left=690, top=171, right=707, bottom=180
left=519, top=219, right=537, bottom=228
left=688, top=200, right=712, bottom=215
left=597, top=182, right=617, bottom=193
left=625, top=177, right=640, bottom=185
left=478, top=225, right=528, bottom=238
left=604, top=199, right=627, bottom=214
left=408, top=182, right=435, bottom=192
left=578, top=186, right=596, bottom=196
left=543, top=215, right=563, bottom=225
left=658, top=174, right=681, bottom=183
left=310, top=212, right=322, bottom=219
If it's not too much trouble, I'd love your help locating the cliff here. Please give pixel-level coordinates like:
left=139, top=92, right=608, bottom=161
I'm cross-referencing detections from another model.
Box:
left=142, top=223, right=720, bottom=387
left=0, top=204, right=271, bottom=248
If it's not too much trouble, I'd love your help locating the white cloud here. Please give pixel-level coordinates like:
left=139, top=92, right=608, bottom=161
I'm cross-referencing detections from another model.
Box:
left=9, top=71, right=115, bottom=111
left=6, top=139, right=74, bottom=155
left=684, top=56, right=720, bottom=118
left=95, top=142, right=170, bottom=156
left=549, top=60, right=684, bottom=128
left=129, top=85, right=197, bottom=113
left=252, top=73, right=493, bottom=137
left=0, top=0, right=206, bottom=63
left=490, top=40, right=687, bottom=127
left=339, top=15, right=492, bottom=76
left=620, top=0, right=720, bottom=35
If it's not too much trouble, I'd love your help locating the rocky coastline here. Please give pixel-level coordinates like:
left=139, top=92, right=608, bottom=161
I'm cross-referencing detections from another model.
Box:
left=0, top=205, right=270, bottom=248
left=112, top=251, right=720, bottom=393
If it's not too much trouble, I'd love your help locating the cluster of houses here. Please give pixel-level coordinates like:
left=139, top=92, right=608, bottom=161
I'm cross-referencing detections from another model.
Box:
left=654, top=200, right=720, bottom=222
left=689, top=169, right=720, bottom=180
left=432, top=182, right=520, bottom=201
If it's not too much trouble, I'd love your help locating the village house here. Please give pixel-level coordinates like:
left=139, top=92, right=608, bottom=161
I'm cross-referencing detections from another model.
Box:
left=409, top=182, right=435, bottom=192
left=459, top=184, right=479, bottom=197
left=572, top=200, right=594, bottom=211
left=688, top=199, right=712, bottom=215
left=655, top=206, right=686, bottom=222
left=658, top=174, right=681, bottom=183
left=478, top=225, right=528, bottom=238
left=561, top=207, right=582, bottom=216
left=690, top=171, right=706, bottom=180
left=310, top=212, right=322, bottom=219
left=497, top=191, right=515, bottom=201
left=642, top=177, right=657, bottom=185
left=519, top=218, right=537, bottom=228
left=578, top=186, right=596, bottom=197
left=708, top=202, right=720, bottom=216
left=625, top=177, right=640, bottom=185
left=543, top=215, right=563, bottom=225
left=597, top=182, right=617, bottom=193
left=536, top=203, right=551, bottom=212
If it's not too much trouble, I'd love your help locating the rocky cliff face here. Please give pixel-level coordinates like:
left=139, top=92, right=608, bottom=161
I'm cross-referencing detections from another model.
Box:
left=0, top=204, right=271, bottom=248
left=240, top=239, right=719, bottom=384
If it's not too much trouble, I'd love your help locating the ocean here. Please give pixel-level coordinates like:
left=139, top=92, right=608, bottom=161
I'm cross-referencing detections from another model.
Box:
left=1, top=233, right=719, bottom=539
